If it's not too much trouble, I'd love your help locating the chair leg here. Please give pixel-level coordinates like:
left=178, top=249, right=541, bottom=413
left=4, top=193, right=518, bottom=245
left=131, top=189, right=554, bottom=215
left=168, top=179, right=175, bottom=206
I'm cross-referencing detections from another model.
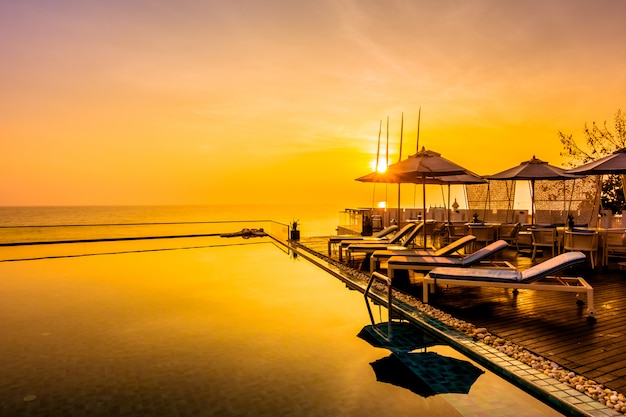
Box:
left=531, top=246, right=536, bottom=261
left=590, top=251, right=595, bottom=269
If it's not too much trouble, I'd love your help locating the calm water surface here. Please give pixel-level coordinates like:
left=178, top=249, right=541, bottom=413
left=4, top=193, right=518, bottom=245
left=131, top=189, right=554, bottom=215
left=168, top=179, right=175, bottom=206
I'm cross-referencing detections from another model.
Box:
left=0, top=206, right=567, bottom=416
left=0, top=239, right=567, bottom=416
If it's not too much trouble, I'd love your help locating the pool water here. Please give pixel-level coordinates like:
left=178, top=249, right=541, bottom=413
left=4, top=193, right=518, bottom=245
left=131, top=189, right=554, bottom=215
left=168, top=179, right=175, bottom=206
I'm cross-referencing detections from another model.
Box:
left=0, top=237, right=566, bottom=416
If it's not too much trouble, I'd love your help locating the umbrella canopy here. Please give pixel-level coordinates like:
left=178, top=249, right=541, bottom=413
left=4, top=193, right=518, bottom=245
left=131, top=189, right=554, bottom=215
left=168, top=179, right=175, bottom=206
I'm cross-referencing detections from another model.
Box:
left=488, top=155, right=580, bottom=181
left=487, top=156, right=583, bottom=225
left=355, top=170, right=485, bottom=186
left=383, top=147, right=472, bottom=247
left=356, top=149, right=479, bottom=244
left=370, top=352, right=484, bottom=397
left=388, top=147, right=470, bottom=178
left=566, top=148, right=626, bottom=175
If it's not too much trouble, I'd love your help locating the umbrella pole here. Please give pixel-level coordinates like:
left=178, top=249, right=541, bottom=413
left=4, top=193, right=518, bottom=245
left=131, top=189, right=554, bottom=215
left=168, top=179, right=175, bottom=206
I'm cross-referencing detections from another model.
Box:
left=530, top=180, right=537, bottom=226
left=397, top=183, right=401, bottom=224
left=446, top=184, right=450, bottom=223
left=422, top=175, right=427, bottom=249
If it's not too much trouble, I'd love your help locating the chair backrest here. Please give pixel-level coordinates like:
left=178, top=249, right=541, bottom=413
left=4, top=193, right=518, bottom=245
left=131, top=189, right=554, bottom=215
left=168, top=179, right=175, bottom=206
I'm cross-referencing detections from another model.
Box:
left=460, top=240, right=509, bottom=266
left=447, top=224, right=466, bottom=238
left=469, top=225, right=495, bottom=242
left=499, top=223, right=521, bottom=239
left=373, top=225, right=399, bottom=238
left=563, top=231, right=598, bottom=251
left=400, top=222, right=424, bottom=247
left=606, top=229, right=626, bottom=248
left=423, top=221, right=436, bottom=234
left=388, top=223, right=418, bottom=244
left=520, top=252, right=586, bottom=283
left=531, top=228, right=557, bottom=244
left=433, top=235, right=476, bottom=256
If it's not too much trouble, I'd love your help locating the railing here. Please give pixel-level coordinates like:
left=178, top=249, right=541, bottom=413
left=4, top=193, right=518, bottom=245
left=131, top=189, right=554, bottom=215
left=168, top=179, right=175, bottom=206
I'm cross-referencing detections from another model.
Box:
left=0, top=220, right=290, bottom=246
left=364, top=271, right=394, bottom=341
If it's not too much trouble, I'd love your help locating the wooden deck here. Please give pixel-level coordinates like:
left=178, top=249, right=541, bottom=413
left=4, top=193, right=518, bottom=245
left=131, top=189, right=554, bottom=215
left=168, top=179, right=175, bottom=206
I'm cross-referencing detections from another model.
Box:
left=299, top=236, right=626, bottom=395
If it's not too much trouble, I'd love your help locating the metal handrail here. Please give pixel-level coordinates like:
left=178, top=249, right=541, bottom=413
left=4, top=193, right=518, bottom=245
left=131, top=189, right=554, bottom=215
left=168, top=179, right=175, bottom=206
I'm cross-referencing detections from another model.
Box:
left=365, top=271, right=394, bottom=341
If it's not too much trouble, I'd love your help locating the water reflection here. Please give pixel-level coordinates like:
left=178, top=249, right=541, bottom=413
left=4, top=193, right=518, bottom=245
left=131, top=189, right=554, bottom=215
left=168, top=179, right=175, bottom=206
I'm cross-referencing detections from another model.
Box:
left=359, top=297, right=484, bottom=398
left=370, top=352, right=484, bottom=397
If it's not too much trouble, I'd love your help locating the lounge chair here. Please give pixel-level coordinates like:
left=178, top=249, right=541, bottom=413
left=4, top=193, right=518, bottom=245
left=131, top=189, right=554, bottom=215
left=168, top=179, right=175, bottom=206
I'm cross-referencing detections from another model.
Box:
left=344, top=223, right=423, bottom=265
left=338, top=223, right=417, bottom=262
left=386, top=240, right=510, bottom=279
left=327, top=225, right=398, bottom=256
left=421, top=251, right=594, bottom=317
left=369, top=235, right=477, bottom=272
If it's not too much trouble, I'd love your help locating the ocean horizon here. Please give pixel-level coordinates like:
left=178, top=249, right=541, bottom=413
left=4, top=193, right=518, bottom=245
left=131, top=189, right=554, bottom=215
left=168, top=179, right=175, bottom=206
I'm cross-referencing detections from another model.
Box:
left=0, top=204, right=348, bottom=244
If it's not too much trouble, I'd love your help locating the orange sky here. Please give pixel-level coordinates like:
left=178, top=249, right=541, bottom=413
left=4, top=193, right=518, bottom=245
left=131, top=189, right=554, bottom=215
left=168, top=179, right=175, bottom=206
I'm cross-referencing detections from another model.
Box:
left=2, top=0, right=626, bottom=208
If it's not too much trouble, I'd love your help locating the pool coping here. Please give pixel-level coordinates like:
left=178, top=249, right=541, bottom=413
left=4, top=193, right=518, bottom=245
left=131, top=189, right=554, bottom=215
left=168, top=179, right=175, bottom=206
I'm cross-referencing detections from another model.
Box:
left=289, top=239, right=622, bottom=417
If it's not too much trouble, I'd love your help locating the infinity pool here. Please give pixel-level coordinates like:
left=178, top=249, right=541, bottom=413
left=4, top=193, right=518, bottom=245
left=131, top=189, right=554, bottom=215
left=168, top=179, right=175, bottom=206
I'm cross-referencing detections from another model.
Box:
left=0, top=237, right=566, bottom=416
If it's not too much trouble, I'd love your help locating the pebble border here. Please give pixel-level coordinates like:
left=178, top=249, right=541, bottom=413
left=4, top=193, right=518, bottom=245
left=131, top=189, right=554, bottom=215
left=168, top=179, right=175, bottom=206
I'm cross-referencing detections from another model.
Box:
left=293, top=240, right=625, bottom=417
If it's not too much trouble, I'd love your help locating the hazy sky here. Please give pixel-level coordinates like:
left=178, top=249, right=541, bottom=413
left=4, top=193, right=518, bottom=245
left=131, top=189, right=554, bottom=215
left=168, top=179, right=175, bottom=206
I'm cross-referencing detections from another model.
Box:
left=2, top=0, right=626, bottom=207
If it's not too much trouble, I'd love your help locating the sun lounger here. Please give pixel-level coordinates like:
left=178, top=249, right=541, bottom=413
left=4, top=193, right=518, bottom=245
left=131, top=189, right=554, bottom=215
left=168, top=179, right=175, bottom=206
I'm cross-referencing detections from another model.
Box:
left=422, top=251, right=594, bottom=317
left=386, top=240, right=511, bottom=279
left=338, top=223, right=417, bottom=262
left=344, top=223, right=423, bottom=265
left=369, top=235, right=477, bottom=272
left=327, top=225, right=399, bottom=255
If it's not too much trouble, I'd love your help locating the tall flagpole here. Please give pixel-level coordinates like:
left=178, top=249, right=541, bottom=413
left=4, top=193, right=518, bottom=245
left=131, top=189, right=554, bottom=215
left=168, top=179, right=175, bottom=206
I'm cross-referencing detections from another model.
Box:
left=372, top=120, right=382, bottom=209
left=375, top=120, right=382, bottom=172
left=385, top=116, right=389, bottom=215
left=416, top=107, right=421, bottom=152
left=398, top=113, right=404, bottom=223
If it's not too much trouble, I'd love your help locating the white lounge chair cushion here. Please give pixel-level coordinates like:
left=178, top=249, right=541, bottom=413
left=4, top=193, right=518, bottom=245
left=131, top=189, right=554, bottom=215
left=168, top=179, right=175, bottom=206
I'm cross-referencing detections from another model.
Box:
left=387, top=240, right=509, bottom=268
left=428, top=252, right=587, bottom=283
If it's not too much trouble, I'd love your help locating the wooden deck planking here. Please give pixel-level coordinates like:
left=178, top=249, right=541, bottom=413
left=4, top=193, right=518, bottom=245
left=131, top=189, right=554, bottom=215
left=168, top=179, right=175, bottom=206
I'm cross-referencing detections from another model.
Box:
left=299, top=237, right=626, bottom=395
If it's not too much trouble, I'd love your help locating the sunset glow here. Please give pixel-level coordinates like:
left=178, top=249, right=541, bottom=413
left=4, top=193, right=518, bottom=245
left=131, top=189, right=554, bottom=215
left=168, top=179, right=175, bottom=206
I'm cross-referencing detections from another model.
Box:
left=2, top=1, right=626, bottom=208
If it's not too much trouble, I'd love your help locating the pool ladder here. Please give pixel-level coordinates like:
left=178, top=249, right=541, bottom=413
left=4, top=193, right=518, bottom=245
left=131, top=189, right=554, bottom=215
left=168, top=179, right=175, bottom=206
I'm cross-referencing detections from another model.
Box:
left=364, top=271, right=395, bottom=342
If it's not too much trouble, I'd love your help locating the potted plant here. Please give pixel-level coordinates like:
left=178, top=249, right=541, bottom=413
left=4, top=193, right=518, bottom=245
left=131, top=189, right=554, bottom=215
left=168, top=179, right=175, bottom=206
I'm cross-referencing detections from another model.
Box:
left=362, top=215, right=373, bottom=236
left=290, top=220, right=300, bottom=241
left=567, top=213, right=575, bottom=230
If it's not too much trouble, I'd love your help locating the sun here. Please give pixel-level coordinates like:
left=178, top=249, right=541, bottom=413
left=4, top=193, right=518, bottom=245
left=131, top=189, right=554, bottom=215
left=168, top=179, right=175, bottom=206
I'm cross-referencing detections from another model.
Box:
left=369, top=158, right=388, bottom=173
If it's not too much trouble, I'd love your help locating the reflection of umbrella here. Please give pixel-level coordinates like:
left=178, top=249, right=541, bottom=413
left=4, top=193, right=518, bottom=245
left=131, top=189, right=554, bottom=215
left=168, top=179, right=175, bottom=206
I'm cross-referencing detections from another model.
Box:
left=370, top=352, right=484, bottom=397
left=358, top=322, right=437, bottom=353
left=385, top=147, right=471, bottom=248
left=487, top=156, right=582, bottom=225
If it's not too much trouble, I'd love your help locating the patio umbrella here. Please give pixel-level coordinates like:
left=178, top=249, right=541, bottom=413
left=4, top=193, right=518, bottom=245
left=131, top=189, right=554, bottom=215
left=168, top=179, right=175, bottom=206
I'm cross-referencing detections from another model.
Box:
left=566, top=148, right=626, bottom=201
left=385, top=147, right=472, bottom=248
left=370, top=352, right=484, bottom=397
left=356, top=170, right=485, bottom=223
left=566, top=148, right=626, bottom=175
left=487, top=156, right=583, bottom=225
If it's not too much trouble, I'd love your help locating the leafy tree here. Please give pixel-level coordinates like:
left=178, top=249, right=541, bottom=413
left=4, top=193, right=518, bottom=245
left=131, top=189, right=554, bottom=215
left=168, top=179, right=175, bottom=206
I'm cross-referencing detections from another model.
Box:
left=558, top=109, right=626, bottom=213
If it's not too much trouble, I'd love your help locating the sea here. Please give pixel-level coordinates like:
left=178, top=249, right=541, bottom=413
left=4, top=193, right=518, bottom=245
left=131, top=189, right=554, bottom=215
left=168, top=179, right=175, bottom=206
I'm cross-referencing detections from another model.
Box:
left=0, top=204, right=571, bottom=416
left=0, top=204, right=345, bottom=245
